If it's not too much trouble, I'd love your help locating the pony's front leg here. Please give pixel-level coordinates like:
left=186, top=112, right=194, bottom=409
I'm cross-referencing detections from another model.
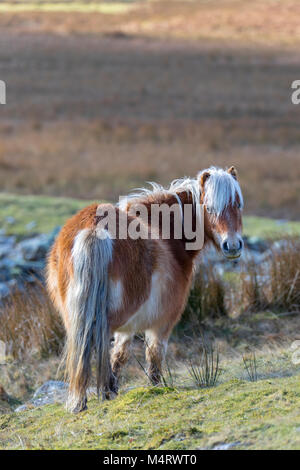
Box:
left=145, top=330, right=168, bottom=386
left=110, top=332, right=133, bottom=392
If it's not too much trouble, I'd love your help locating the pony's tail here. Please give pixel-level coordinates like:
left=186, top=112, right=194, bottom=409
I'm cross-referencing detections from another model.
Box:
left=65, top=228, right=113, bottom=413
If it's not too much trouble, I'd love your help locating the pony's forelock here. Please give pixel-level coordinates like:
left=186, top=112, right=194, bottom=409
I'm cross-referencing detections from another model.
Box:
left=198, top=166, right=244, bottom=217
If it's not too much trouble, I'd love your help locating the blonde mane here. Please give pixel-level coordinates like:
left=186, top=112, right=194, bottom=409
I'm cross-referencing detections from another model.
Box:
left=118, top=166, right=243, bottom=218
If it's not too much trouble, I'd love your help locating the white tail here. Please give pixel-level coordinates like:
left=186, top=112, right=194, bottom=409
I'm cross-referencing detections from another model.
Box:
left=65, top=228, right=113, bottom=413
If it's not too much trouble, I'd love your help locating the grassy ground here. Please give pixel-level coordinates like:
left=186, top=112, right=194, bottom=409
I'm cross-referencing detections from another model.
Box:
left=1, top=312, right=300, bottom=450
left=2, top=374, right=300, bottom=449
left=0, top=192, right=299, bottom=238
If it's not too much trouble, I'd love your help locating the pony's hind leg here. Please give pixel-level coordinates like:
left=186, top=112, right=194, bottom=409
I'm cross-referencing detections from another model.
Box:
left=145, top=330, right=168, bottom=386
left=110, top=332, right=133, bottom=392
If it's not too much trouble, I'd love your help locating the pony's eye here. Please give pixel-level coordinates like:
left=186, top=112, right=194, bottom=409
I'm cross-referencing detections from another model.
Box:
left=206, top=206, right=213, bottom=214
left=237, top=202, right=242, bottom=210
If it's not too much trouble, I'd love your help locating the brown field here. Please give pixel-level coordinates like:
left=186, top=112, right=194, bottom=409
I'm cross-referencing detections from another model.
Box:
left=0, top=0, right=300, bottom=218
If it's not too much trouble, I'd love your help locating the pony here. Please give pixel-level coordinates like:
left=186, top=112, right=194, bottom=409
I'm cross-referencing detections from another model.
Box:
left=47, top=166, right=244, bottom=413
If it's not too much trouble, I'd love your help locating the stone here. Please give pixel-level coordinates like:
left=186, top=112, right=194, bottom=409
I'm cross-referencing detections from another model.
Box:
left=32, top=380, right=68, bottom=407
left=15, top=380, right=98, bottom=412
left=4, top=216, right=16, bottom=225
left=0, top=282, right=10, bottom=299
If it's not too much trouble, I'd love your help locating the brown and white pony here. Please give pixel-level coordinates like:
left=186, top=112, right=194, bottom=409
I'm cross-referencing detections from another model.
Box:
left=47, top=166, right=244, bottom=413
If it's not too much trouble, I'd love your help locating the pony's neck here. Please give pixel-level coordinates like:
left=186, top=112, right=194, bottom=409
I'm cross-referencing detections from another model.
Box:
left=127, top=190, right=204, bottom=261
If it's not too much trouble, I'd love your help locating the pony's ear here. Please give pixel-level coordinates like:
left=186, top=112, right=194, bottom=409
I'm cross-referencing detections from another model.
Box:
left=228, top=166, right=238, bottom=180
left=199, top=171, right=210, bottom=189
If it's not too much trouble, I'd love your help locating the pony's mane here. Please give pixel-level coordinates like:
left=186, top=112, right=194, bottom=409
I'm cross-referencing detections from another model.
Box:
left=118, top=177, right=201, bottom=210
left=118, top=167, right=243, bottom=217
left=198, top=166, right=244, bottom=217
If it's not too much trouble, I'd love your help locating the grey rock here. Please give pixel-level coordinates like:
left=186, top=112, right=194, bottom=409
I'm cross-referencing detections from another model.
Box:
left=212, top=442, right=241, bottom=450
left=15, top=380, right=98, bottom=412
left=18, top=234, right=51, bottom=261
left=32, top=380, right=68, bottom=407
left=0, top=282, right=10, bottom=299
left=4, top=216, right=16, bottom=225
left=0, top=266, right=11, bottom=282
left=0, top=236, right=16, bottom=259
left=15, top=404, right=31, bottom=413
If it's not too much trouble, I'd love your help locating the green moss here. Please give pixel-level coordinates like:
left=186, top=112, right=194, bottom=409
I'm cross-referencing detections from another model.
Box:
left=1, top=377, right=300, bottom=449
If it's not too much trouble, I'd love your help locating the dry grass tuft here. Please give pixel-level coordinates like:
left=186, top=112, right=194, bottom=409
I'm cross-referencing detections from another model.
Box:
left=242, top=351, right=258, bottom=382
left=240, top=237, right=300, bottom=313
left=183, top=265, right=227, bottom=324
left=187, top=340, right=221, bottom=389
left=0, top=284, right=63, bottom=360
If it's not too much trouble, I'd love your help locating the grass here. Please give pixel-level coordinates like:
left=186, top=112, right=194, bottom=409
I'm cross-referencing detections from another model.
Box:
left=188, top=343, right=221, bottom=388
left=242, top=352, right=258, bottom=382
left=0, top=285, right=63, bottom=360
left=1, top=192, right=300, bottom=237
left=0, top=193, right=92, bottom=236
left=239, top=236, right=300, bottom=314
left=2, top=374, right=300, bottom=449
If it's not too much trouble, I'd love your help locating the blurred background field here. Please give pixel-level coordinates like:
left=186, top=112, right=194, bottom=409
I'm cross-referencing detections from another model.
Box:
left=0, top=0, right=300, bottom=450
left=0, top=0, right=299, bottom=218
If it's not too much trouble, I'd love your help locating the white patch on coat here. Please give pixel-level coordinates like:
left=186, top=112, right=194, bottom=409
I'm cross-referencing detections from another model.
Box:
left=108, top=279, right=123, bottom=312
left=116, top=271, right=165, bottom=334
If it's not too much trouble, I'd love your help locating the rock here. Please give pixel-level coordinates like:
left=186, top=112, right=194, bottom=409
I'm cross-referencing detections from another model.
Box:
left=15, top=380, right=97, bottom=412
left=0, top=282, right=10, bottom=299
left=15, top=404, right=32, bottom=413
left=0, top=227, right=61, bottom=298
left=0, top=266, right=11, bottom=282
left=32, top=380, right=68, bottom=407
left=0, top=236, right=16, bottom=259
left=4, top=216, right=16, bottom=225
left=244, top=236, right=269, bottom=253
left=212, top=441, right=241, bottom=450
left=18, top=234, right=51, bottom=261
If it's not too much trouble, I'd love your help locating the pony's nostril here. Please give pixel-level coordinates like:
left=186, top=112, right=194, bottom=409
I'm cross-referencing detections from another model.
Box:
left=223, top=241, right=229, bottom=252
left=238, top=239, right=243, bottom=250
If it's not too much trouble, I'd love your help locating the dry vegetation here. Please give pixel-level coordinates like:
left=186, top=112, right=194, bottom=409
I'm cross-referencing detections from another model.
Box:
left=183, top=236, right=300, bottom=326
left=0, top=284, right=63, bottom=360
left=0, top=0, right=299, bottom=217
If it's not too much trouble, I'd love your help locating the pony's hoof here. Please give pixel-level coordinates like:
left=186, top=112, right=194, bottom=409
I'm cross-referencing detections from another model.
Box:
left=67, top=396, right=88, bottom=414
left=71, top=403, right=88, bottom=414
left=104, top=389, right=118, bottom=401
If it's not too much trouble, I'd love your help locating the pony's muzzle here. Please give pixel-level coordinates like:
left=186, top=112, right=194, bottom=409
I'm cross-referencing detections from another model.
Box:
left=222, top=237, right=243, bottom=259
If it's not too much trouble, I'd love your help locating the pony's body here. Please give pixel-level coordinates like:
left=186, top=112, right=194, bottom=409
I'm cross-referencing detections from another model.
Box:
left=47, top=166, right=244, bottom=412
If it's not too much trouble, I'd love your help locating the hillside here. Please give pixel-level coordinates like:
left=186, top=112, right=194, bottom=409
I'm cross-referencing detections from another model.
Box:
left=1, top=374, right=300, bottom=450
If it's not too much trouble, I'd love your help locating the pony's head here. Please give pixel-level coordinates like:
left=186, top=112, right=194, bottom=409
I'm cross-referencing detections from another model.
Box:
left=199, top=166, right=244, bottom=259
